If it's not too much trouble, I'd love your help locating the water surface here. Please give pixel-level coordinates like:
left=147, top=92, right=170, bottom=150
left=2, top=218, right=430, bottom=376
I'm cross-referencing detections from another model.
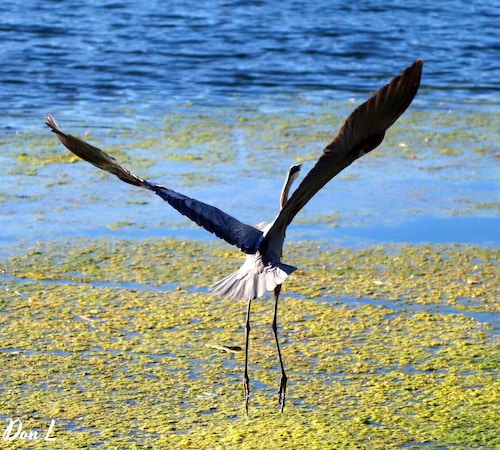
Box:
left=1, top=0, right=499, bottom=252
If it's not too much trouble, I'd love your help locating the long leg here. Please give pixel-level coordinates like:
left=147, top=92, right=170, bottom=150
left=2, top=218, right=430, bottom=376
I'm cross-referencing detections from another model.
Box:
left=243, top=298, right=252, bottom=415
left=272, top=284, right=287, bottom=412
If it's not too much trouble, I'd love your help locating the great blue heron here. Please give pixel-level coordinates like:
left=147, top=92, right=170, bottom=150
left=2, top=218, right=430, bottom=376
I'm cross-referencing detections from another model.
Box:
left=46, top=59, right=423, bottom=413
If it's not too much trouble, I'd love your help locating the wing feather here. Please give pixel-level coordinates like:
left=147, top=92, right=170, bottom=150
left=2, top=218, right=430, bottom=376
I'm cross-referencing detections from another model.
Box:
left=267, top=59, right=423, bottom=235
left=46, top=115, right=263, bottom=254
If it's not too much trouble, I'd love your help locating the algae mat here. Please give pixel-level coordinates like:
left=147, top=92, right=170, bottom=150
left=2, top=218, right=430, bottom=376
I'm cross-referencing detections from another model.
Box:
left=0, top=238, right=498, bottom=449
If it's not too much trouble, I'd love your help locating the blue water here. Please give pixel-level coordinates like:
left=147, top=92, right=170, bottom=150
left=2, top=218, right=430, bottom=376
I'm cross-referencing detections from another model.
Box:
left=2, top=0, right=499, bottom=124
left=1, top=0, right=499, bottom=250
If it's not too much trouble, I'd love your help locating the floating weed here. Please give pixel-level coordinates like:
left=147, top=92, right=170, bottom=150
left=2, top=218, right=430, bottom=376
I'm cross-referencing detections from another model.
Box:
left=5, top=106, right=498, bottom=176
left=0, top=238, right=498, bottom=448
left=439, top=148, right=462, bottom=156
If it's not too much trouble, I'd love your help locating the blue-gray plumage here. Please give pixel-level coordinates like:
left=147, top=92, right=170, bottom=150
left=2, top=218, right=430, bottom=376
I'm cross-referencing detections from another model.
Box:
left=145, top=182, right=265, bottom=255
left=46, top=59, right=423, bottom=413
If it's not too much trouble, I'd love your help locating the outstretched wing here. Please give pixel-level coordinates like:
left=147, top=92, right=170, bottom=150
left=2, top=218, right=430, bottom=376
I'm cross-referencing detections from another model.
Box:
left=46, top=115, right=263, bottom=254
left=267, top=59, right=423, bottom=237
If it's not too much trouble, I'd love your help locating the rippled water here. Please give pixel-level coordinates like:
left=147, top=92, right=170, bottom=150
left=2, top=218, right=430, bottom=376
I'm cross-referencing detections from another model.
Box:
left=2, top=0, right=499, bottom=121
left=1, top=0, right=499, bottom=251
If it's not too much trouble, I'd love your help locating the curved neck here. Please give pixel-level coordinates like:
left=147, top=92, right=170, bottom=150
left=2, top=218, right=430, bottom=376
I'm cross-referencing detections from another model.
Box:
left=280, top=179, right=292, bottom=210
left=279, top=165, right=301, bottom=209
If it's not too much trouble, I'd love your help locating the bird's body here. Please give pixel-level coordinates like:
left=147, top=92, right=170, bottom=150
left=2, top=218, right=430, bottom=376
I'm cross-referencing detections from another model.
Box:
left=46, top=59, right=423, bottom=413
left=211, top=164, right=301, bottom=301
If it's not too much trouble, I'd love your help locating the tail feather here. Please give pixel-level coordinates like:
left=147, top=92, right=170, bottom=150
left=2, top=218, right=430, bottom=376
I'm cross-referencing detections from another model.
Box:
left=210, top=258, right=297, bottom=301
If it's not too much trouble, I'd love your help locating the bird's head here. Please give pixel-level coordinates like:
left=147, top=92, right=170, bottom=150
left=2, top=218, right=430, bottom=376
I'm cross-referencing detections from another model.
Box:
left=288, top=164, right=302, bottom=182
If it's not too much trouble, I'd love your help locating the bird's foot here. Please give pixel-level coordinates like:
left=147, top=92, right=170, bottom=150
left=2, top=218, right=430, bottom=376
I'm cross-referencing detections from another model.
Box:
left=278, top=373, right=287, bottom=412
left=243, top=376, right=250, bottom=415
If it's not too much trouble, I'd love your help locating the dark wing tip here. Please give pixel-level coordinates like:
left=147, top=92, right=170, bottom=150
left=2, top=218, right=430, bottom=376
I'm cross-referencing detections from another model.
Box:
left=270, top=59, right=424, bottom=231
left=45, top=114, right=60, bottom=133
left=382, top=58, right=423, bottom=114
left=374, top=58, right=423, bottom=111
left=339, top=58, right=424, bottom=150
left=395, top=58, right=423, bottom=100
left=401, top=59, right=423, bottom=97
left=45, top=115, right=145, bottom=188
left=399, top=59, right=424, bottom=83
left=414, top=58, right=424, bottom=71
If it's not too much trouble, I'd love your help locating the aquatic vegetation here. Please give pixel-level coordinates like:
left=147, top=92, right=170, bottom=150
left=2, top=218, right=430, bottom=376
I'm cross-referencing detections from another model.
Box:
left=2, top=105, right=498, bottom=224
left=1, top=238, right=498, bottom=448
left=1, top=100, right=498, bottom=447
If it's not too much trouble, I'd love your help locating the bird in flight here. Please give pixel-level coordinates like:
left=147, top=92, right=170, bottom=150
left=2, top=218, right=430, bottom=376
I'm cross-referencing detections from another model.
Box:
left=46, top=59, right=423, bottom=414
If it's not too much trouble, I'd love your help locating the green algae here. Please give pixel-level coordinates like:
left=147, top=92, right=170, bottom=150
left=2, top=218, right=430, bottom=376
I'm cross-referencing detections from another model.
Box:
left=5, top=105, right=499, bottom=173
left=1, top=101, right=499, bottom=447
left=1, top=238, right=498, bottom=448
